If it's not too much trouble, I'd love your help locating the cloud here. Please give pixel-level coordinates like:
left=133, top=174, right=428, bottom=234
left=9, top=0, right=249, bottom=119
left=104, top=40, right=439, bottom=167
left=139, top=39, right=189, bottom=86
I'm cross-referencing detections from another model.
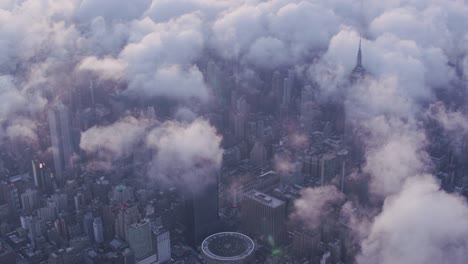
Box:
left=124, top=64, right=209, bottom=102
left=144, top=0, right=232, bottom=23
left=80, top=116, right=151, bottom=160
left=362, top=118, right=429, bottom=197
left=146, top=118, right=222, bottom=192
left=358, top=175, right=468, bottom=264
left=74, top=0, right=151, bottom=23
left=292, top=185, right=345, bottom=230
left=0, top=75, right=46, bottom=142
left=77, top=56, right=127, bottom=79
left=5, top=117, right=38, bottom=143
left=428, top=101, right=468, bottom=134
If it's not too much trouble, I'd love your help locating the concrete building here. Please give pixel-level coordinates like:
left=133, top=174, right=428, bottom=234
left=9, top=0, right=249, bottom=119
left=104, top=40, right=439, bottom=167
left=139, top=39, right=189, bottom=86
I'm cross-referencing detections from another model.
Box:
left=241, top=190, right=286, bottom=247
left=48, top=103, right=74, bottom=184
left=153, top=227, right=171, bottom=264
left=21, top=189, right=39, bottom=212
left=93, top=217, right=104, bottom=243
left=127, top=219, right=157, bottom=263
left=184, top=180, right=219, bottom=247
left=115, top=205, right=141, bottom=242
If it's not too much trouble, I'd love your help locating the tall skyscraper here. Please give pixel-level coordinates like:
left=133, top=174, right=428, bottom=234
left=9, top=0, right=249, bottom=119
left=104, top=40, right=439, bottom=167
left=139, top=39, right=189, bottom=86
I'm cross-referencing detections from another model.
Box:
left=83, top=212, right=95, bottom=243
left=115, top=204, right=141, bottom=242
left=48, top=103, right=74, bottom=184
left=184, top=180, right=219, bottom=247
left=250, top=141, right=268, bottom=167
left=93, top=217, right=104, bottom=243
left=155, top=228, right=171, bottom=264
left=128, top=219, right=157, bottom=262
left=29, top=216, right=45, bottom=248
left=21, top=189, right=39, bottom=212
left=32, top=160, right=42, bottom=189
left=241, top=190, right=286, bottom=247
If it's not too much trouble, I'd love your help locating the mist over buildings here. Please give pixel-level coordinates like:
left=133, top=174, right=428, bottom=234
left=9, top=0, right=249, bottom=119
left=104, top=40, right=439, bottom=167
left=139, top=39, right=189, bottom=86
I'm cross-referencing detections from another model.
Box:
left=1, top=0, right=468, bottom=263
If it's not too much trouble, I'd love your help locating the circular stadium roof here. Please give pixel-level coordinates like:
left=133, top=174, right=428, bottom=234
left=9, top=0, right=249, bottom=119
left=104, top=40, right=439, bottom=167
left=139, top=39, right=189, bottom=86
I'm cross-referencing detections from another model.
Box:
left=202, top=232, right=255, bottom=261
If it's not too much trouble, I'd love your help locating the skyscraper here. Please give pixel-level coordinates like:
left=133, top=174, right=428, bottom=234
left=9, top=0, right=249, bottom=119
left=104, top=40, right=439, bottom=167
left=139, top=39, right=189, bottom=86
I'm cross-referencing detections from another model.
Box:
left=48, top=103, right=74, bottom=184
left=21, top=189, right=39, bottom=212
left=83, top=212, right=95, bottom=243
left=128, top=219, right=156, bottom=262
left=241, top=190, right=286, bottom=247
left=184, top=180, right=219, bottom=247
left=155, top=228, right=171, bottom=264
left=93, top=217, right=104, bottom=243
left=115, top=204, right=141, bottom=242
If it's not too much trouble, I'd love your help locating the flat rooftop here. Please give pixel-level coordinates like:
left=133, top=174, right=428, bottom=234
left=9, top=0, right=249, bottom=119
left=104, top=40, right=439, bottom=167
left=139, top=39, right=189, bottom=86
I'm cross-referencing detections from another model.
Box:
left=244, top=190, right=285, bottom=208
left=202, top=232, right=255, bottom=261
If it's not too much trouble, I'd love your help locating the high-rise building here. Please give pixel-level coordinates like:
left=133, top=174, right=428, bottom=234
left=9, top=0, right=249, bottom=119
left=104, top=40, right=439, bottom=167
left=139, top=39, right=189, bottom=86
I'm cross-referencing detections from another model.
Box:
left=6, top=184, right=20, bottom=215
left=292, top=229, right=321, bottom=260
left=320, top=153, right=340, bottom=186
left=250, top=141, right=268, bottom=167
left=37, top=206, right=57, bottom=222
left=21, top=189, right=39, bottom=212
left=48, top=103, right=74, bottom=184
left=282, top=77, right=292, bottom=107
left=93, top=217, right=104, bottom=243
left=241, top=190, right=286, bottom=247
left=83, top=212, right=95, bottom=243
left=151, top=223, right=171, bottom=264
left=29, top=217, right=46, bottom=248
left=32, top=160, right=45, bottom=190
left=184, top=180, right=219, bottom=247
left=128, top=219, right=156, bottom=263
left=115, top=205, right=141, bottom=242
left=155, top=229, right=170, bottom=264
left=233, top=112, right=246, bottom=140
left=49, top=193, right=68, bottom=214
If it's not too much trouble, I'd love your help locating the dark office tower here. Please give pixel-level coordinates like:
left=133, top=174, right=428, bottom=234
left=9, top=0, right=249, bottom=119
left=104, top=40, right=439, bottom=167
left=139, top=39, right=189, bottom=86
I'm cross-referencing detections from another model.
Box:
left=32, top=160, right=42, bottom=189
left=83, top=212, right=95, bottom=243
left=48, top=103, right=74, bottom=184
left=93, top=217, right=104, bottom=243
left=241, top=190, right=286, bottom=248
left=184, top=179, right=219, bottom=248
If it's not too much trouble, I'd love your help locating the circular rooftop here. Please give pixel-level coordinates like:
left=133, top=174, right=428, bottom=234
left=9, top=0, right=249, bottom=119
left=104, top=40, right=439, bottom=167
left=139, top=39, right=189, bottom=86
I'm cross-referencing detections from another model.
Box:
left=202, top=232, right=255, bottom=261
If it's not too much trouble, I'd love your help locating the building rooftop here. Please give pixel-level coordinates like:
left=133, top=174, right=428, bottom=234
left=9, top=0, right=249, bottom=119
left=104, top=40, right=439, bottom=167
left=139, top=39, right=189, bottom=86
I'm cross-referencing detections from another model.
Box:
left=202, top=232, right=255, bottom=261
left=244, top=190, right=285, bottom=208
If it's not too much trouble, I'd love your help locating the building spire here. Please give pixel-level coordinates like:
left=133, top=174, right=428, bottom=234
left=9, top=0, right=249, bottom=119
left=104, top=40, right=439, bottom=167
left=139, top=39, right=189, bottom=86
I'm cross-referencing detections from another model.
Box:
left=357, top=37, right=362, bottom=67
left=350, top=35, right=366, bottom=81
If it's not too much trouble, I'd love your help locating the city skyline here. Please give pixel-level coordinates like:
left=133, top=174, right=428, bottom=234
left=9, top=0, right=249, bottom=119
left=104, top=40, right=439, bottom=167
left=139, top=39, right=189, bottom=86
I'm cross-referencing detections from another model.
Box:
left=0, top=0, right=468, bottom=264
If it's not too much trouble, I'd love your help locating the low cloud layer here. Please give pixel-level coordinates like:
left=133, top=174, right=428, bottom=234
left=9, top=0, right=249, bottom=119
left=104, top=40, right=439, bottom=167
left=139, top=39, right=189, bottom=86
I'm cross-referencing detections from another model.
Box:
left=358, top=175, right=468, bottom=264
left=80, top=116, right=151, bottom=159
left=146, top=119, right=223, bottom=192
left=293, top=185, right=344, bottom=230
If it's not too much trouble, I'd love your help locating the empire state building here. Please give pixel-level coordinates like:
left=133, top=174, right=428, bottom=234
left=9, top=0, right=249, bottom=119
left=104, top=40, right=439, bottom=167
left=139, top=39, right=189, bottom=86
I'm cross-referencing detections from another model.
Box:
left=350, top=38, right=366, bottom=82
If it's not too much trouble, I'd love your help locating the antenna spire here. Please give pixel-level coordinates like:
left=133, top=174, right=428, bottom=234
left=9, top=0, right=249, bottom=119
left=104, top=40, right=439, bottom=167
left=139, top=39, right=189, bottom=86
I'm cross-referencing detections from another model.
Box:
left=357, top=36, right=362, bottom=67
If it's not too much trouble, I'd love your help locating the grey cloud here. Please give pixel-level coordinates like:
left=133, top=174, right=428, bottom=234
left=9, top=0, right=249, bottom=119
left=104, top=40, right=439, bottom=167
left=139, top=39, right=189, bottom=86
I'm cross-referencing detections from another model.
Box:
left=146, top=118, right=222, bottom=192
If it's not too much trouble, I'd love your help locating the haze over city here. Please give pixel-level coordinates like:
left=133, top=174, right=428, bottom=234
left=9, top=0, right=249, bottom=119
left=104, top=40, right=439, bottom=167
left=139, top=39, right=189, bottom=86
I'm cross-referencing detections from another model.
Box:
left=0, top=0, right=468, bottom=264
